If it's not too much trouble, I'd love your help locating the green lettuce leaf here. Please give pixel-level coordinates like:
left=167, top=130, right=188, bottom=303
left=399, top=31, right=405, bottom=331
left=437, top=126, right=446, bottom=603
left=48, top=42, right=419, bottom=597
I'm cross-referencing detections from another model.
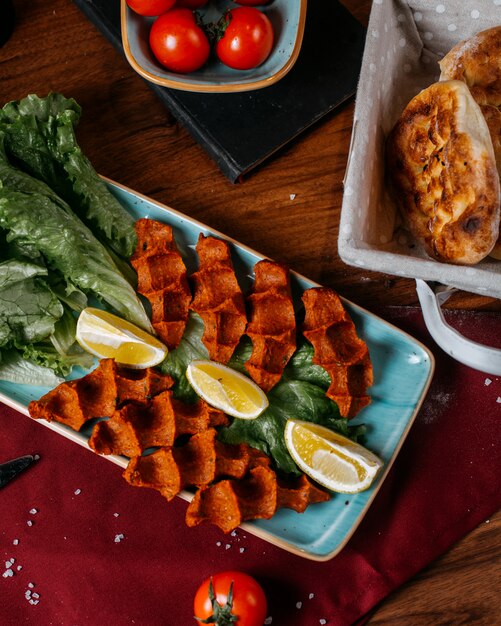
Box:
left=158, top=312, right=209, bottom=402
left=19, top=340, right=93, bottom=377
left=0, top=93, right=137, bottom=259
left=46, top=276, right=88, bottom=312
left=0, top=259, right=63, bottom=347
left=0, top=349, right=64, bottom=387
left=0, top=257, right=93, bottom=377
left=282, top=341, right=332, bottom=388
left=49, top=308, right=94, bottom=372
left=0, top=145, right=152, bottom=332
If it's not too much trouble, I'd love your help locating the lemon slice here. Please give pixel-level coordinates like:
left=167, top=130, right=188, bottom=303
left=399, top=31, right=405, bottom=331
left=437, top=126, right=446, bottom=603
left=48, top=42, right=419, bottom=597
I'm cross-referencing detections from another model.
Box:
left=186, top=360, right=269, bottom=419
left=76, top=307, right=167, bottom=368
left=284, top=419, right=383, bottom=493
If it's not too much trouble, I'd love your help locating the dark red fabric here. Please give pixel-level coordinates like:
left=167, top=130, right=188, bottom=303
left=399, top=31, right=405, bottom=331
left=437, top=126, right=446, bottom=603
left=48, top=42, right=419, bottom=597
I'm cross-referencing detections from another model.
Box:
left=1, top=307, right=500, bottom=626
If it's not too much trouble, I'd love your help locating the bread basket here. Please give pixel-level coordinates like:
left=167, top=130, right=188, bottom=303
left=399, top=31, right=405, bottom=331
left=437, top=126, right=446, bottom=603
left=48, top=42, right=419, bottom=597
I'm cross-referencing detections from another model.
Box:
left=339, top=0, right=501, bottom=375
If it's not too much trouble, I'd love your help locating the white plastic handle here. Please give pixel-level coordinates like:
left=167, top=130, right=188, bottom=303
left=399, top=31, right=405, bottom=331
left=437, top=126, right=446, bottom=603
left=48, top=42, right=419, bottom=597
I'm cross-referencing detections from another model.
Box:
left=415, top=279, right=501, bottom=376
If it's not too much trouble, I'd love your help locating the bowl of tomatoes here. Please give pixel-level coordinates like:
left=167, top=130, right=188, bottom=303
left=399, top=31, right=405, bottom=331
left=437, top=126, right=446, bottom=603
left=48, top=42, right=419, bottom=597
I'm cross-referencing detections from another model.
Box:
left=120, top=0, right=307, bottom=92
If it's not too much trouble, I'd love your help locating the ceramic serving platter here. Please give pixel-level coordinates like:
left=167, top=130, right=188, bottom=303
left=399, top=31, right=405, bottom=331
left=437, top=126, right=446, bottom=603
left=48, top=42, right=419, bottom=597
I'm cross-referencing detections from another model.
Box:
left=0, top=179, right=435, bottom=560
left=121, top=0, right=307, bottom=92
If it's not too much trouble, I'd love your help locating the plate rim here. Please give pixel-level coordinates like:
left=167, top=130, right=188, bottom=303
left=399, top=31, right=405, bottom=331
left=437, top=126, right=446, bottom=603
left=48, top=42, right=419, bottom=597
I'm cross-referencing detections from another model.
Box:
left=1, top=176, right=435, bottom=560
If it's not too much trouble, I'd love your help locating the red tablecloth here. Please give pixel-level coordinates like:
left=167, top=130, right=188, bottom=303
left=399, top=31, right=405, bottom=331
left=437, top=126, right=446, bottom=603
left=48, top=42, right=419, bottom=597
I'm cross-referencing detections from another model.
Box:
left=1, top=306, right=500, bottom=626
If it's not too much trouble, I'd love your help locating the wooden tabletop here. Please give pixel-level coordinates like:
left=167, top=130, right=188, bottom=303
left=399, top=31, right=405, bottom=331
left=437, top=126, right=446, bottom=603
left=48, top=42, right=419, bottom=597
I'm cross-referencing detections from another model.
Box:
left=1, top=0, right=499, bottom=623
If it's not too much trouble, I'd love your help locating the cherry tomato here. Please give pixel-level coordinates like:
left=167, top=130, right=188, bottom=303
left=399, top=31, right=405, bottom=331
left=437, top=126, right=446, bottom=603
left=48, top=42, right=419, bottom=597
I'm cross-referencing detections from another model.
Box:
left=233, top=0, right=270, bottom=5
left=175, top=0, right=209, bottom=8
left=193, top=571, right=268, bottom=626
left=149, top=8, right=210, bottom=74
left=215, top=7, right=274, bottom=71
left=126, top=0, right=176, bottom=17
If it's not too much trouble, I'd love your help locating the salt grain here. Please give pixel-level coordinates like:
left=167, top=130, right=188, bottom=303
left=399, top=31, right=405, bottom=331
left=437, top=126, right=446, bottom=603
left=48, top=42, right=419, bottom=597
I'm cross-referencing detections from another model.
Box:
left=320, top=620, right=327, bottom=625
left=29, top=508, right=38, bottom=515
left=216, top=541, right=222, bottom=547
left=74, top=488, right=81, bottom=495
left=13, top=539, right=19, bottom=546
left=114, top=534, right=125, bottom=543
left=290, top=194, right=296, bottom=200
left=485, top=378, right=492, bottom=386
left=17, top=566, right=22, bottom=571
left=27, top=520, right=33, bottom=527
left=496, top=397, right=501, bottom=404
left=296, top=602, right=302, bottom=609
left=3, top=569, right=13, bottom=578
left=225, top=544, right=231, bottom=550
left=24, top=583, right=40, bottom=605
left=309, top=593, right=315, bottom=599
left=113, top=513, right=120, bottom=517
left=239, top=547, right=245, bottom=553
left=264, top=618, right=273, bottom=625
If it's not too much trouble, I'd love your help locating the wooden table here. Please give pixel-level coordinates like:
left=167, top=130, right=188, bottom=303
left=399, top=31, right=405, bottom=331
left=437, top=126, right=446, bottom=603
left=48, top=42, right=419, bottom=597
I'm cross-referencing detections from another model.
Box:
left=1, top=0, right=499, bottom=623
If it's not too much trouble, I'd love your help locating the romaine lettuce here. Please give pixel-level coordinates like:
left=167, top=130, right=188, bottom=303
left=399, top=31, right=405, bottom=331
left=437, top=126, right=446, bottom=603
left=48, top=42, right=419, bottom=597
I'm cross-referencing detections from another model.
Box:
left=0, top=258, right=94, bottom=377
left=0, top=350, right=64, bottom=387
left=159, top=312, right=209, bottom=402
left=0, top=144, right=152, bottom=332
left=0, top=93, right=137, bottom=259
left=0, top=259, right=63, bottom=347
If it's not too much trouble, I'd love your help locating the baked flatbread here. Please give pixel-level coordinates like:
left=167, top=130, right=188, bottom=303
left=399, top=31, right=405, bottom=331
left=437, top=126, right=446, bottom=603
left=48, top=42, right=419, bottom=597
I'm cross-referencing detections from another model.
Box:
left=386, top=80, right=500, bottom=265
left=440, top=25, right=501, bottom=258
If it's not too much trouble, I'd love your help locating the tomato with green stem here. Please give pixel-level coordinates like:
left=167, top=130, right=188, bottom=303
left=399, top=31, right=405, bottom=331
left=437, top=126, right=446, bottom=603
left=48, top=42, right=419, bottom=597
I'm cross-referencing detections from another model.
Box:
left=215, top=7, right=274, bottom=71
left=149, top=8, right=210, bottom=74
left=194, top=571, right=268, bottom=626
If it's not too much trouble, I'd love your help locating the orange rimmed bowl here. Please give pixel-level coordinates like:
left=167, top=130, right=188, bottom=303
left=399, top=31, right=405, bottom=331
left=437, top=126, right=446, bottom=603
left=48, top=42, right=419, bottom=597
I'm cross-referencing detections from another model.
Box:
left=120, top=0, right=307, bottom=93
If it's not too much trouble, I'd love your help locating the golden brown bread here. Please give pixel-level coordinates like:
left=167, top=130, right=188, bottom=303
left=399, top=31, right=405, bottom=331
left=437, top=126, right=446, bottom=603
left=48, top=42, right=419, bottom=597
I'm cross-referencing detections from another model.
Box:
left=439, top=26, right=501, bottom=258
left=386, top=80, right=500, bottom=264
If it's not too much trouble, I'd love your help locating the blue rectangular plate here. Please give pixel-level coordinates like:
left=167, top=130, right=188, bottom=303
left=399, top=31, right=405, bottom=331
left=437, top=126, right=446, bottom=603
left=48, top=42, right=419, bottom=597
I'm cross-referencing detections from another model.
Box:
left=0, top=178, right=435, bottom=560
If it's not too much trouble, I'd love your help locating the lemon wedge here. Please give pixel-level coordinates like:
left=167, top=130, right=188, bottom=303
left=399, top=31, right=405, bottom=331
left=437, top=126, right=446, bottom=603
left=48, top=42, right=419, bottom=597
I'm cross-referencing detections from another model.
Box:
left=186, top=360, right=269, bottom=419
left=284, top=419, right=383, bottom=493
left=76, top=307, right=167, bottom=368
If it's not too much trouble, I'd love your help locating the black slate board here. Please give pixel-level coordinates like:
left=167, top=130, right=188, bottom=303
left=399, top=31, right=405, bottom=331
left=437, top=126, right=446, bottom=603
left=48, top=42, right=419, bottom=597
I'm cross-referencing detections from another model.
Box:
left=73, top=0, right=366, bottom=182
